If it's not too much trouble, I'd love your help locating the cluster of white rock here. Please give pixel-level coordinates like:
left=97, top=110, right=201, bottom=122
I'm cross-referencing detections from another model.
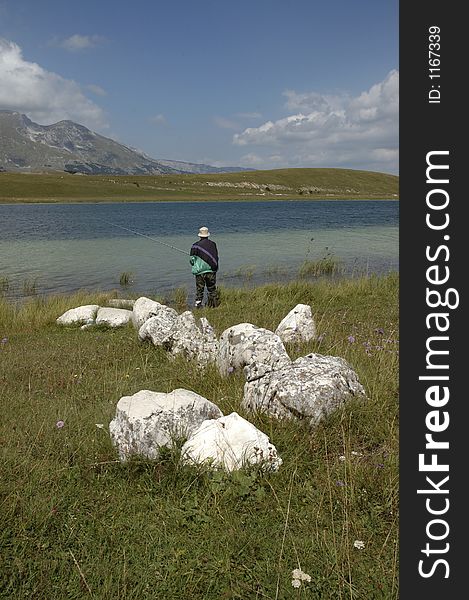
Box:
left=204, top=181, right=289, bottom=191
left=108, top=389, right=282, bottom=472
left=56, top=299, right=135, bottom=329
left=57, top=297, right=365, bottom=471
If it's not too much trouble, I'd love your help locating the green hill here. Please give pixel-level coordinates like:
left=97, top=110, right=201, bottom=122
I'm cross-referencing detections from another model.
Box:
left=0, top=168, right=399, bottom=203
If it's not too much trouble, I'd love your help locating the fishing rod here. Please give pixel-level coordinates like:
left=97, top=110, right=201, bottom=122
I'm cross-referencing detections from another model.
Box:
left=96, top=218, right=190, bottom=255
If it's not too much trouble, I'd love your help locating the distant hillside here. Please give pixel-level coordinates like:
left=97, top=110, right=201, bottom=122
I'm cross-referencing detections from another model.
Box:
left=0, top=168, right=399, bottom=203
left=0, top=110, right=249, bottom=175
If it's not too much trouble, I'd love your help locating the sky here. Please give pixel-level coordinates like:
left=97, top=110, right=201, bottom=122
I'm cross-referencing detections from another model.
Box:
left=0, top=0, right=398, bottom=173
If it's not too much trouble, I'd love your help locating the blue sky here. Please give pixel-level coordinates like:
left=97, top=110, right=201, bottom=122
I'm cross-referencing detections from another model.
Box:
left=0, top=0, right=398, bottom=173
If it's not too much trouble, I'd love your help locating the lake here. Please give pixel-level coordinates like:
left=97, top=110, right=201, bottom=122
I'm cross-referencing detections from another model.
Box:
left=0, top=200, right=398, bottom=299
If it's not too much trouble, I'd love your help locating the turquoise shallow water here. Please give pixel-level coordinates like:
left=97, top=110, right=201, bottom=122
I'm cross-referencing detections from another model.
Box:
left=0, top=200, right=398, bottom=298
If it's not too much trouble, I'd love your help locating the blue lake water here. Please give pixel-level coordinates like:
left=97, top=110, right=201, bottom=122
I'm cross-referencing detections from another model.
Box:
left=0, top=200, right=398, bottom=299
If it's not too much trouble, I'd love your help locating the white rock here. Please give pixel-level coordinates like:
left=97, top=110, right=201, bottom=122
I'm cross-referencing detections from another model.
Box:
left=181, top=412, right=282, bottom=472
left=96, top=307, right=133, bottom=328
left=275, top=303, right=316, bottom=344
left=138, top=305, right=179, bottom=345
left=131, top=297, right=168, bottom=329
left=109, top=388, right=223, bottom=461
left=242, top=353, right=366, bottom=426
left=198, top=316, right=219, bottom=362
left=217, top=323, right=291, bottom=380
left=163, top=311, right=219, bottom=366
left=56, top=304, right=100, bottom=326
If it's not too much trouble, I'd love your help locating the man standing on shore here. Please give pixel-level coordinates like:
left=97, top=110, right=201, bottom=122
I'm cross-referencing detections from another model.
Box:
left=189, top=226, right=220, bottom=308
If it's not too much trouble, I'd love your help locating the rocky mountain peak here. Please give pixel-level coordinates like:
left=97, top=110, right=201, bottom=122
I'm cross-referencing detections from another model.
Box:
left=0, top=111, right=249, bottom=175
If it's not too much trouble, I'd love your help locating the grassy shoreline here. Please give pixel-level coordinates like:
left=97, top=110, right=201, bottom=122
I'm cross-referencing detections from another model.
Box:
left=1, top=275, right=399, bottom=598
left=0, top=168, right=399, bottom=204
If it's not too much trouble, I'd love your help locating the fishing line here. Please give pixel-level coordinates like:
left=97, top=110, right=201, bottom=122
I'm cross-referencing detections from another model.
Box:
left=96, top=217, right=190, bottom=255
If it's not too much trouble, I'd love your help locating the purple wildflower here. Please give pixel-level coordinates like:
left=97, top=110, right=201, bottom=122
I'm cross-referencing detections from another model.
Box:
left=1, top=337, right=8, bottom=345
left=227, top=366, right=234, bottom=374
left=347, top=335, right=355, bottom=344
left=336, top=480, right=345, bottom=487
left=375, top=328, right=385, bottom=335
left=56, top=420, right=65, bottom=429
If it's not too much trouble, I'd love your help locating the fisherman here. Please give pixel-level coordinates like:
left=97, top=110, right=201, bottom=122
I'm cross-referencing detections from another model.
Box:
left=189, top=226, right=219, bottom=308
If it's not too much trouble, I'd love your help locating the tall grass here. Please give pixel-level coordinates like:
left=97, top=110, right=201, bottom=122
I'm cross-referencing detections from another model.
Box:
left=119, top=271, right=134, bottom=287
left=0, top=276, right=9, bottom=294
left=299, top=247, right=343, bottom=278
left=0, top=274, right=399, bottom=599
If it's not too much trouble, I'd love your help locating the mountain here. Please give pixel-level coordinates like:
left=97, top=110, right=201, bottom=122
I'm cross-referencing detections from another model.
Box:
left=0, top=110, right=249, bottom=175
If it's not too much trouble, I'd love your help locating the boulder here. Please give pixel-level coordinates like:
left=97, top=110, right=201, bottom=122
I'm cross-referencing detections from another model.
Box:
left=138, top=305, right=179, bottom=345
left=131, top=297, right=169, bottom=329
left=163, top=311, right=219, bottom=366
left=107, top=298, right=135, bottom=309
left=56, top=304, right=100, bottom=326
left=198, top=317, right=219, bottom=362
left=275, top=303, right=316, bottom=344
left=95, top=307, right=133, bottom=328
left=181, top=412, right=282, bottom=472
left=242, top=353, right=366, bottom=426
left=109, top=388, right=223, bottom=461
left=217, top=323, right=291, bottom=380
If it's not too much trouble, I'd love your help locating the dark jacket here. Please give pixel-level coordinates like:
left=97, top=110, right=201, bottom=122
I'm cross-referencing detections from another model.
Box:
left=190, top=238, right=219, bottom=272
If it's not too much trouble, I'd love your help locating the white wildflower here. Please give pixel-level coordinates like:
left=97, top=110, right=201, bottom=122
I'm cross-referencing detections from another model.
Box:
left=351, top=451, right=363, bottom=457
left=339, top=455, right=346, bottom=461
left=95, top=423, right=105, bottom=429
left=292, top=568, right=311, bottom=582
left=291, top=579, right=301, bottom=588
left=353, top=540, right=365, bottom=550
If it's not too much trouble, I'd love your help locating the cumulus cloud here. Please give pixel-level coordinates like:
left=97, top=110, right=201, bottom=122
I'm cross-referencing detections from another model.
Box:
left=0, top=38, right=107, bottom=129
left=50, top=34, right=106, bottom=52
left=233, top=70, right=399, bottom=173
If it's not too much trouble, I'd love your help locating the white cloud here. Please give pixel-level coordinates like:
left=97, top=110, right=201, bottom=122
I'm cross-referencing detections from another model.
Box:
left=0, top=38, right=107, bottom=129
left=283, top=89, right=345, bottom=113
left=51, top=34, right=106, bottom=52
left=240, top=152, right=284, bottom=167
left=149, top=114, right=167, bottom=125
left=86, top=83, right=107, bottom=96
left=233, top=70, right=399, bottom=173
left=214, top=112, right=263, bottom=131
left=235, top=111, right=262, bottom=119
left=213, top=116, right=238, bottom=130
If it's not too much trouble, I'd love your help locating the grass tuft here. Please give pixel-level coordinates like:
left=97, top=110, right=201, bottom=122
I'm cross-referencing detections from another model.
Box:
left=299, top=248, right=343, bottom=278
left=119, top=271, right=134, bottom=287
left=0, top=275, right=9, bottom=294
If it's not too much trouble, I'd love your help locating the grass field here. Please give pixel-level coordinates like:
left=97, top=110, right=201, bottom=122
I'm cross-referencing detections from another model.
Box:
left=0, top=275, right=399, bottom=599
left=0, top=168, right=399, bottom=203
